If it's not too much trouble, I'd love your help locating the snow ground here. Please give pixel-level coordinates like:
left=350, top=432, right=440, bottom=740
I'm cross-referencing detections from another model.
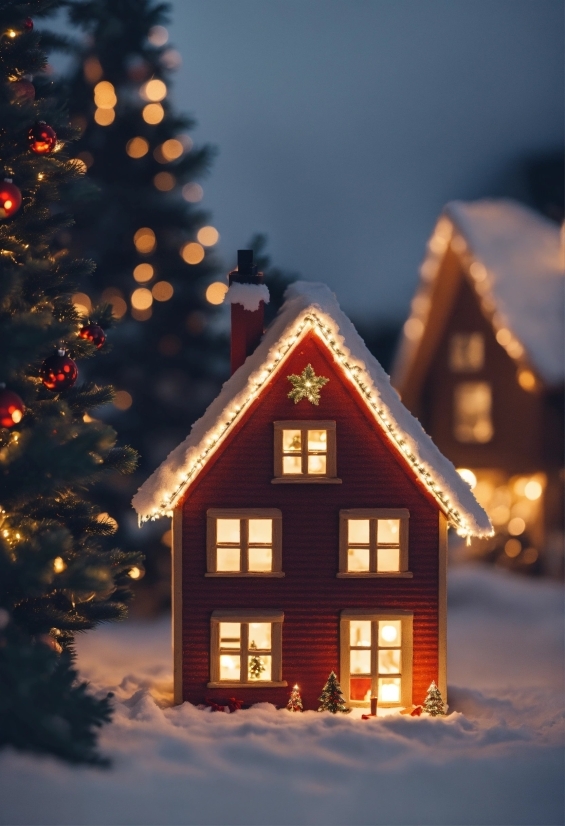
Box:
left=1, top=566, right=563, bottom=826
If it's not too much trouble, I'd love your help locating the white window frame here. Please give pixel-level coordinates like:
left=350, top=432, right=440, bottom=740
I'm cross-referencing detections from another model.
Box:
left=338, top=509, right=412, bottom=577
left=340, top=610, right=413, bottom=708
left=272, top=421, right=341, bottom=484
left=208, top=610, right=287, bottom=688
left=206, top=509, right=283, bottom=577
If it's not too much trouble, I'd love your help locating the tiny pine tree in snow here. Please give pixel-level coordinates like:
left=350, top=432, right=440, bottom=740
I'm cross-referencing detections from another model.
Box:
left=287, top=684, right=303, bottom=712
left=423, top=681, right=446, bottom=716
left=318, top=671, right=351, bottom=713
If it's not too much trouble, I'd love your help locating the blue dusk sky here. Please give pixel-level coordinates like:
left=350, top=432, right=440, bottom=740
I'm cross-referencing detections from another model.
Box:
left=168, top=0, right=563, bottom=320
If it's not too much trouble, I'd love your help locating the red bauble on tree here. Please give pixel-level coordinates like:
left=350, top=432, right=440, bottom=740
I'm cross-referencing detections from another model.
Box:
left=10, top=79, right=35, bottom=102
left=0, top=179, right=22, bottom=219
left=28, top=121, right=57, bottom=154
left=79, top=321, right=106, bottom=349
left=23, top=17, right=33, bottom=31
left=40, top=349, right=78, bottom=391
left=0, top=384, right=24, bottom=428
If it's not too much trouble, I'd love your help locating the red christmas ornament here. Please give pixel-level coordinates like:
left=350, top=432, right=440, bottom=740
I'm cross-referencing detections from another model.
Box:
left=23, top=18, right=33, bottom=31
left=28, top=121, right=57, bottom=155
left=40, top=349, right=78, bottom=391
left=79, top=321, right=106, bottom=349
left=0, top=385, right=24, bottom=428
left=0, top=179, right=22, bottom=219
left=10, top=79, right=35, bottom=102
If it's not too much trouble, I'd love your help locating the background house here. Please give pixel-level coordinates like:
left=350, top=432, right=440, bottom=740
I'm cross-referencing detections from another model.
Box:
left=392, top=199, right=564, bottom=576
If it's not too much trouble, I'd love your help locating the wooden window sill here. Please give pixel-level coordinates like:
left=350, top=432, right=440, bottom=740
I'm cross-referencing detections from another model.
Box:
left=336, top=572, right=414, bottom=578
left=207, top=681, right=288, bottom=689
left=271, top=476, right=342, bottom=484
left=205, top=572, right=285, bottom=578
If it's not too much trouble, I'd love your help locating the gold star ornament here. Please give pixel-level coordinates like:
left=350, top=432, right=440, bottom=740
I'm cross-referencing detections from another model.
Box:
left=287, top=364, right=329, bottom=405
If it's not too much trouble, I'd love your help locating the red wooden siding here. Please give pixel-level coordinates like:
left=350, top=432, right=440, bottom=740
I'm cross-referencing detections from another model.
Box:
left=180, top=331, right=441, bottom=709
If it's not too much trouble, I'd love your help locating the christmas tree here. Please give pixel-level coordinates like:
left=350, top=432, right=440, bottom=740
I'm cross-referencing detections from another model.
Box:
left=63, top=0, right=225, bottom=612
left=0, top=0, right=140, bottom=763
left=286, top=684, right=303, bottom=712
left=423, top=681, right=446, bottom=716
left=248, top=641, right=265, bottom=680
left=318, top=671, right=351, bottom=714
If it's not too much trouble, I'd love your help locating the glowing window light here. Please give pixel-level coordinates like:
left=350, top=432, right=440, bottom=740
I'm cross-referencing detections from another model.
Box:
left=72, top=292, right=92, bottom=316
left=508, top=517, right=526, bottom=536
left=181, top=241, right=205, bottom=265
left=517, top=369, right=536, bottom=392
left=524, top=479, right=542, bottom=501
left=457, top=468, right=477, bottom=490
left=133, top=227, right=156, bottom=254
left=197, top=226, right=219, bottom=247
left=148, top=25, right=168, bottom=46
left=133, top=263, right=154, bottom=283
left=126, top=137, right=149, bottom=158
left=160, top=138, right=183, bottom=161
left=94, top=108, right=115, bottom=126
left=152, top=281, right=173, bottom=301
left=378, top=678, right=401, bottom=703
left=153, top=171, right=175, bottom=191
left=379, top=623, right=399, bottom=644
left=93, top=80, right=117, bottom=108
left=403, top=317, right=424, bottom=341
left=205, top=282, right=228, bottom=305
left=142, top=103, right=164, bottom=124
left=182, top=182, right=203, bottom=202
left=131, top=288, right=153, bottom=310
left=53, top=557, right=66, bottom=573
left=141, top=79, right=167, bottom=102
left=114, top=390, right=133, bottom=410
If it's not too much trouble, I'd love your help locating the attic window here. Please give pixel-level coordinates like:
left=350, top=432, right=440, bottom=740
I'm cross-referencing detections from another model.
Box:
left=206, top=509, right=283, bottom=576
left=338, top=510, right=411, bottom=577
left=449, top=333, right=484, bottom=372
left=272, top=421, right=340, bottom=484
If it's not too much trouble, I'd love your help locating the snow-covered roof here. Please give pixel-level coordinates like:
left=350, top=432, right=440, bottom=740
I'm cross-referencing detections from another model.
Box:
left=394, top=199, right=564, bottom=389
left=132, top=282, right=492, bottom=537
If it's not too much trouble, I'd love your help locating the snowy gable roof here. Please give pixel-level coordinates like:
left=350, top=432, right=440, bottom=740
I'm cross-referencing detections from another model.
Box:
left=132, top=282, right=492, bottom=537
left=395, top=199, right=564, bottom=388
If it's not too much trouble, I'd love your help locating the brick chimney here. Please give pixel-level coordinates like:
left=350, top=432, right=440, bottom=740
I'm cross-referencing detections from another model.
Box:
left=228, top=250, right=267, bottom=375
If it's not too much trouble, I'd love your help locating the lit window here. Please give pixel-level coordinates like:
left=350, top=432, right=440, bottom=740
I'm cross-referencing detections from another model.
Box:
left=206, top=509, right=282, bottom=575
left=339, top=510, right=409, bottom=575
left=454, top=382, right=493, bottom=443
left=449, top=333, right=484, bottom=372
left=341, top=612, right=413, bottom=707
left=209, top=611, right=284, bottom=686
left=273, top=421, right=338, bottom=482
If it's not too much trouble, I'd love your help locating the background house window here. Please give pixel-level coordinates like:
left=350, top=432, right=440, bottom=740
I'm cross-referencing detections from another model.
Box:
left=339, top=509, right=410, bottom=575
left=454, top=381, right=493, bottom=443
left=273, top=421, right=338, bottom=482
left=209, top=611, right=285, bottom=687
left=206, top=509, right=282, bottom=575
left=340, top=612, right=413, bottom=707
left=449, top=333, right=484, bottom=372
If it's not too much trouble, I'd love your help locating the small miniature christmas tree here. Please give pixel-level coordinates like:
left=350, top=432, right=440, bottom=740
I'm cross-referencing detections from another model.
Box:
left=287, top=684, right=303, bottom=712
left=248, top=641, right=265, bottom=680
left=318, top=671, right=351, bottom=714
left=423, top=681, right=446, bottom=716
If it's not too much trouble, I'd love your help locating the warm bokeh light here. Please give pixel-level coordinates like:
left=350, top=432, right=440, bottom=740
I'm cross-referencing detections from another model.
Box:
left=403, top=317, right=424, bottom=341
left=101, top=288, right=127, bottom=319
left=126, top=136, right=149, bottom=158
left=131, top=287, right=153, bottom=310
left=153, top=171, right=175, bottom=191
left=72, top=292, right=92, bottom=316
left=53, top=556, right=66, bottom=573
left=97, top=512, right=118, bottom=531
left=152, top=281, right=174, bottom=301
left=158, top=335, right=182, bottom=356
left=504, top=538, right=521, bottom=558
left=205, top=282, right=228, bottom=305
left=94, top=108, right=115, bottom=126
left=133, top=227, right=156, bottom=254
left=524, top=479, right=543, bottom=501
left=456, top=468, right=477, bottom=490
left=77, top=150, right=94, bottom=168
left=161, top=49, right=182, bottom=70
left=132, top=307, right=152, bottom=321
left=94, top=80, right=116, bottom=108
left=197, top=225, right=219, bottom=247
left=182, top=182, right=203, bottom=202
left=161, top=529, right=172, bottom=547
left=522, top=547, right=538, bottom=564
left=148, top=25, right=168, bottom=46
left=114, top=390, right=133, bottom=410
left=128, top=566, right=142, bottom=579
left=133, top=263, right=154, bottom=283
left=508, top=517, right=526, bottom=536
left=517, top=369, right=536, bottom=392
left=141, top=79, right=167, bottom=101
left=142, top=102, right=164, bottom=124
left=495, top=328, right=512, bottom=347
left=160, top=138, right=183, bottom=161
left=181, top=241, right=205, bottom=265
left=83, top=56, right=103, bottom=84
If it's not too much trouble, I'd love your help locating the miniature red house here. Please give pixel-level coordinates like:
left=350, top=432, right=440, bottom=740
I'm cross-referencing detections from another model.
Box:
left=133, top=251, right=491, bottom=711
left=392, top=200, right=563, bottom=575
